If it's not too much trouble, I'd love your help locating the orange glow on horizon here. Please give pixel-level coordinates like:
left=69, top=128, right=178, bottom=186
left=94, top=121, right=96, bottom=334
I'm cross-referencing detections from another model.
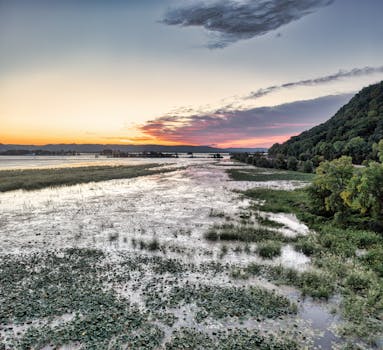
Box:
left=0, top=133, right=292, bottom=148
left=0, top=135, right=189, bottom=147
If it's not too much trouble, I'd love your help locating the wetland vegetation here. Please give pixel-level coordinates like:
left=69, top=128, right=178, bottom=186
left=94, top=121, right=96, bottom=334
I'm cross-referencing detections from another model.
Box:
left=0, top=164, right=174, bottom=192
left=0, top=159, right=381, bottom=349
left=226, top=161, right=383, bottom=346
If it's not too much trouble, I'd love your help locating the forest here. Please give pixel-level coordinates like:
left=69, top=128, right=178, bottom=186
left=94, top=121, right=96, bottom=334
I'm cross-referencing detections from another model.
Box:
left=269, top=81, right=383, bottom=164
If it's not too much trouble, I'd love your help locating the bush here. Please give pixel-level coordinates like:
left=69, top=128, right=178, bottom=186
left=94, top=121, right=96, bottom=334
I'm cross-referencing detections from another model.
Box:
left=287, top=156, right=298, bottom=171
left=147, top=239, right=160, bottom=251
left=344, top=271, right=371, bottom=293
left=294, top=237, right=318, bottom=256
left=354, top=230, right=381, bottom=248
left=359, top=247, right=383, bottom=276
left=256, top=241, right=282, bottom=259
left=299, top=271, right=334, bottom=299
left=204, top=230, right=219, bottom=241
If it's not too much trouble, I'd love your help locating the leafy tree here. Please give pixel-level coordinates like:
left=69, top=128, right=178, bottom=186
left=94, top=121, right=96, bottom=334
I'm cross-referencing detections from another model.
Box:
left=287, top=156, right=298, bottom=171
left=344, top=137, right=368, bottom=164
left=310, top=156, right=354, bottom=221
left=377, top=139, right=383, bottom=162
left=342, top=162, right=383, bottom=220
left=274, top=154, right=287, bottom=170
left=302, top=160, right=314, bottom=173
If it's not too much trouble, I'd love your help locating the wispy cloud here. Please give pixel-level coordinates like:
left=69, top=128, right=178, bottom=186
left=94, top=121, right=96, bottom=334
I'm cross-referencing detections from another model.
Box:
left=247, top=66, right=383, bottom=99
left=138, top=94, right=352, bottom=147
left=162, top=0, right=334, bottom=48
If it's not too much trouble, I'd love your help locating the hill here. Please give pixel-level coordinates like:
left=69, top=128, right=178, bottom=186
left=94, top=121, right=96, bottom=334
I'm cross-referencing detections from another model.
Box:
left=269, top=81, right=383, bottom=164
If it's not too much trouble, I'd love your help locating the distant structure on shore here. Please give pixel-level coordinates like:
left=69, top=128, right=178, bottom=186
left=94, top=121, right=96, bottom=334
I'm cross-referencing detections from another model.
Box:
left=100, top=150, right=178, bottom=158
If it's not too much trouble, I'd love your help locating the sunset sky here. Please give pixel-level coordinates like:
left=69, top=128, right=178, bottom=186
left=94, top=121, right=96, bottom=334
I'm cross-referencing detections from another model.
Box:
left=1, top=0, right=383, bottom=147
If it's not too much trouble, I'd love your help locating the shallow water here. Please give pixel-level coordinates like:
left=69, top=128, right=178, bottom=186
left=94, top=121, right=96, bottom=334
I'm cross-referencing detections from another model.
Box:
left=0, top=153, right=224, bottom=170
left=0, top=158, right=347, bottom=349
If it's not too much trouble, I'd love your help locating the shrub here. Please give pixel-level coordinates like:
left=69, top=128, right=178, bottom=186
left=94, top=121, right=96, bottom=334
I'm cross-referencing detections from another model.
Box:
left=147, top=239, right=160, bottom=251
left=256, top=241, right=282, bottom=259
left=204, top=230, right=219, bottom=241
left=344, top=271, right=371, bottom=293
left=299, top=271, right=335, bottom=299
left=294, top=237, right=318, bottom=256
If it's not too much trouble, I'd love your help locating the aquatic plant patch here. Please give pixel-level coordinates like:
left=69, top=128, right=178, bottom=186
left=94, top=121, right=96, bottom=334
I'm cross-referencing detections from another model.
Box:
left=165, top=327, right=298, bottom=350
left=144, top=283, right=297, bottom=322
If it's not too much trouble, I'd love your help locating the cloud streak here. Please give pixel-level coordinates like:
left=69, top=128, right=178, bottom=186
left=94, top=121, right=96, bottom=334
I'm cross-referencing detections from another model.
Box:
left=139, top=93, right=352, bottom=147
left=247, top=65, right=383, bottom=99
left=162, top=0, right=334, bottom=48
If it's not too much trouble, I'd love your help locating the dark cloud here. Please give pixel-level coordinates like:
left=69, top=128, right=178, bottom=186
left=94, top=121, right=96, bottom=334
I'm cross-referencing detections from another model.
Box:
left=139, top=93, right=352, bottom=146
left=162, top=0, right=334, bottom=48
left=247, top=66, right=383, bottom=99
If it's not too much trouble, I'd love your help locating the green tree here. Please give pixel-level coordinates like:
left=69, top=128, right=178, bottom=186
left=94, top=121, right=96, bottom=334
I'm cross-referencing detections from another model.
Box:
left=377, top=139, right=383, bottom=162
left=287, top=156, right=298, bottom=171
left=309, top=156, right=354, bottom=221
left=274, top=154, right=287, bottom=170
left=344, top=137, right=368, bottom=164
left=302, top=160, right=314, bottom=173
left=342, top=162, right=383, bottom=220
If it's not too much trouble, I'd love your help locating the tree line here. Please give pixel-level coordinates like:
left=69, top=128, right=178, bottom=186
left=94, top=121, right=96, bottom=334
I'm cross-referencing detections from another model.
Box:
left=231, top=152, right=315, bottom=173
left=232, top=140, right=383, bottom=232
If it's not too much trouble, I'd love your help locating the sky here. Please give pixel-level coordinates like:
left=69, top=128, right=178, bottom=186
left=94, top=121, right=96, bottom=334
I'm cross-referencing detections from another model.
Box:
left=1, top=0, right=383, bottom=148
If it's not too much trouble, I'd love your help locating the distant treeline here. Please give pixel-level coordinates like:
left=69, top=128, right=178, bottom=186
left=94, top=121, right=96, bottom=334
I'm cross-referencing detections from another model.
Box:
left=231, top=152, right=315, bottom=173
left=0, top=150, right=79, bottom=156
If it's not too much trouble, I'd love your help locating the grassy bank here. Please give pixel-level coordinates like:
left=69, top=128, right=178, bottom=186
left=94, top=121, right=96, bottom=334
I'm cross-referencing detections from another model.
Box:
left=242, top=186, right=383, bottom=345
left=228, top=168, right=315, bottom=182
left=0, top=164, right=174, bottom=192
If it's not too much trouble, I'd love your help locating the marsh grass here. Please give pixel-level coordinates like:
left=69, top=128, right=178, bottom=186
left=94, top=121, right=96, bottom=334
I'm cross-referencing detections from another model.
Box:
left=204, top=223, right=292, bottom=243
left=255, top=214, right=285, bottom=228
left=0, top=164, right=173, bottom=192
left=228, top=168, right=315, bottom=182
left=242, top=186, right=383, bottom=343
left=256, top=241, right=282, bottom=259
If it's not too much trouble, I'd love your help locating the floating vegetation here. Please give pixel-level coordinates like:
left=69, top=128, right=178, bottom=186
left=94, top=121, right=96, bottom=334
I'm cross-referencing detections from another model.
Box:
left=165, top=328, right=298, bottom=350
left=144, top=283, right=297, bottom=322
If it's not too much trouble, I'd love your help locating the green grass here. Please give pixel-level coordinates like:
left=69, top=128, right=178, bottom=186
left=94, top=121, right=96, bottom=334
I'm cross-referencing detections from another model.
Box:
left=0, top=164, right=174, bottom=192
left=228, top=168, right=315, bottom=182
left=241, top=185, right=383, bottom=344
left=245, top=188, right=325, bottom=227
